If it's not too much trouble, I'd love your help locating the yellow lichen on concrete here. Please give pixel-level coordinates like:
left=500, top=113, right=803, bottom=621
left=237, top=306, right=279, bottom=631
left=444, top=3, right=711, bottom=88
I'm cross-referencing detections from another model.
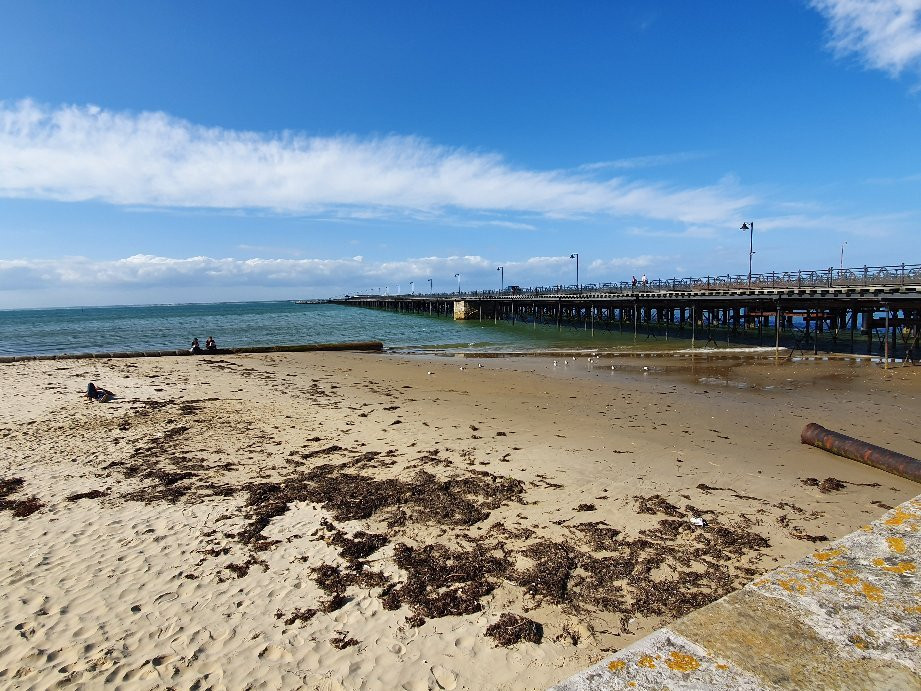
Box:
left=637, top=655, right=658, bottom=669
left=860, top=581, right=884, bottom=602
left=905, top=605, right=921, bottom=614
left=607, top=660, right=626, bottom=672
left=884, top=506, right=918, bottom=528
left=887, top=537, right=906, bottom=554
left=777, top=577, right=807, bottom=594
left=664, top=651, right=701, bottom=672
left=813, top=548, right=844, bottom=562
left=872, top=558, right=915, bottom=574
left=898, top=634, right=921, bottom=647
left=716, top=663, right=729, bottom=670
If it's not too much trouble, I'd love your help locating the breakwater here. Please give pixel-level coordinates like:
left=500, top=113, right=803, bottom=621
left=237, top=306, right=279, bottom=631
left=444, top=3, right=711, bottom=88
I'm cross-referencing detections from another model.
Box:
left=0, top=341, right=383, bottom=363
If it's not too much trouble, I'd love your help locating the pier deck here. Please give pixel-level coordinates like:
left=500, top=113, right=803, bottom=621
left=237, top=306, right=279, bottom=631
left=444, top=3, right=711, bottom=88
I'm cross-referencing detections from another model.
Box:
left=334, top=282, right=921, bottom=359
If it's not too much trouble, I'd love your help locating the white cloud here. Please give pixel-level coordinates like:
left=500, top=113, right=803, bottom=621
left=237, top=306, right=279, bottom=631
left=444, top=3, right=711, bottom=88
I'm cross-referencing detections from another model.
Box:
left=0, top=253, right=658, bottom=300
left=811, top=0, right=921, bottom=76
left=579, top=151, right=710, bottom=172
left=0, top=100, right=752, bottom=225
left=754, top=211, right=914, bottom=236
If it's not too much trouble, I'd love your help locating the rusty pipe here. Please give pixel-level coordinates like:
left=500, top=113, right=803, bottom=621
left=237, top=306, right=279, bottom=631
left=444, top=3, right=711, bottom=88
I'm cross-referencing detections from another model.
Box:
left=801, top=423, right=921, bottom=483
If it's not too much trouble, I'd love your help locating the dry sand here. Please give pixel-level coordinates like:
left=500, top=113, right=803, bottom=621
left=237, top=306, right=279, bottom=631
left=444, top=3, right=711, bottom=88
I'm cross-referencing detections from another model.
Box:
left=0, top=350, right=919, bottom=690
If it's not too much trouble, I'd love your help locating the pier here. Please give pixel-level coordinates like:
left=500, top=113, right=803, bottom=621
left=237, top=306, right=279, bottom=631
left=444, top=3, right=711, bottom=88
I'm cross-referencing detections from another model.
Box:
left=333, top=264, right=921, bottom=359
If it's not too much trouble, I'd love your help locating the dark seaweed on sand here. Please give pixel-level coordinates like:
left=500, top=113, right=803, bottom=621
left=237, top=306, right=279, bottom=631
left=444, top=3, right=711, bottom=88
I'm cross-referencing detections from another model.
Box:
left=381, top=543, right=508, bottom=622
left=330, top=530, right=388, bottom=560
left=486, top=613, right=543, bottom=646
left=0, top=477, right=43, bottom=518
left=510, top=542, right=577, bottom=602
left=275, top=608, right=317, bottom=626
left=66, top=489, right=108, bottom=501
left=0, top=477, right=25, bottom=499
left=802, top=477, right=847, bottom=493
left=300, top=464, right=524, bottom=527
left=330, top=632, right=359, bottom=649
left=635, top=494, right=685, bottom=517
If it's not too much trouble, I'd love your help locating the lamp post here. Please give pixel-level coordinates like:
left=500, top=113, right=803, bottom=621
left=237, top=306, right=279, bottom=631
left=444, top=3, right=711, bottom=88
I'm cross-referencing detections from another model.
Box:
left=428, top=278, right=433, bottom=294
left=569, top=253, right=579, bottom=290
left=740, top=222, right=754, bottom=285
left=409, top=281, right=415, bottom=295
left=497, top=266, right=504, bottom=292
left=455, top=273, right=461, bottom=294
left=840, top=241, right=847, bottom=271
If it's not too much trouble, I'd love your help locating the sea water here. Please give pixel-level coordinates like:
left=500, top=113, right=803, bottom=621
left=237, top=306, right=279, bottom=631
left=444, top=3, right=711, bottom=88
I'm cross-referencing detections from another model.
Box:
left=0, top=301, right=667, bottom=357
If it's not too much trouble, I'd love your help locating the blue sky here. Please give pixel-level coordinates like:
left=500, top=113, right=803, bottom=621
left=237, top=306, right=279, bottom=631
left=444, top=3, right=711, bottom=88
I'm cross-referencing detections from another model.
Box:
left=1, top=0, right=920, bottom=307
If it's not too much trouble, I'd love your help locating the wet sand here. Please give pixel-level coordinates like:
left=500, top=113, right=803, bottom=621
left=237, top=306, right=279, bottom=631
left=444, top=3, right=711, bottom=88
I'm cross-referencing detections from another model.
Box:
left=0, top=350, right=918, bottom=689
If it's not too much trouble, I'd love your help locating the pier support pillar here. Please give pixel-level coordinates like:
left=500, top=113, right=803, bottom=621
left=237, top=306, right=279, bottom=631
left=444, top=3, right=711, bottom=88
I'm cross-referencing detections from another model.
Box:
left=453, top=300, right=477, bottom=320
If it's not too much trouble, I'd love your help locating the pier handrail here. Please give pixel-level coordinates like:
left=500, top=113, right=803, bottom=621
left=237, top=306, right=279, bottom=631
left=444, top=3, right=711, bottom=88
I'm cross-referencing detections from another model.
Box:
left=348, top=263, right=921, bottom=299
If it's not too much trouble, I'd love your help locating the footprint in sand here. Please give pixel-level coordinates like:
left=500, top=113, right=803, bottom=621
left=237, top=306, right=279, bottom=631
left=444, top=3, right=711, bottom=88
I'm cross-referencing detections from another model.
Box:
left=154, top=592, right=178, bottom=605
left=431, top=665, right=457, bottom=690
left=258, top=645, right=291, bottom=662
left=401, top=682, right=429, bottom=691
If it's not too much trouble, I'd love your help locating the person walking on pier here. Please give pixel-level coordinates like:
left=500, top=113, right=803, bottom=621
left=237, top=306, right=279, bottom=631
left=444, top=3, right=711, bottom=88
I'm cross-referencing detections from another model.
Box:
left=641, top=273, right=648, bottom=287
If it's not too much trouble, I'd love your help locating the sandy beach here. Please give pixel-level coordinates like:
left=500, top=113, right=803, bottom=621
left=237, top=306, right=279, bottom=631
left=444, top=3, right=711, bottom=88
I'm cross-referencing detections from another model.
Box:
left=1, top=350, right=919, bottom=690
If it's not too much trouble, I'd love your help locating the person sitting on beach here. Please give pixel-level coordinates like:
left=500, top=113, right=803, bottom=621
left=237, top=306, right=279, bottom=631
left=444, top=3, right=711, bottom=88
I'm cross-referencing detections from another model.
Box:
left=86, top=382, right=113, bottom=402
left=205, top=336, right=217, bottom=352
left=190, top=338, right=202, bottom=354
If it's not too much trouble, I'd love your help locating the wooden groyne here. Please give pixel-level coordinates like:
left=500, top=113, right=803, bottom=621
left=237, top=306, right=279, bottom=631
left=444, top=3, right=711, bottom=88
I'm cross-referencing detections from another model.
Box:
left=0, top=341, right=384, bottom=363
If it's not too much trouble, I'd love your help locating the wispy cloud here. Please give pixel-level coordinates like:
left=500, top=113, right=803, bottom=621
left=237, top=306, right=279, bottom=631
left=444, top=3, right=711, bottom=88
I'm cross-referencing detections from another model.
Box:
left=754, top=211, right=916, bottom=237
left=0, top=100, right=752, bottom=225
left=579, top=151, right=710, bottom=172
left=811, top=0, right=921, bottom=77
left=626, top=225, right=719, bottom=239
left=864, top=171, right=921, bottom=184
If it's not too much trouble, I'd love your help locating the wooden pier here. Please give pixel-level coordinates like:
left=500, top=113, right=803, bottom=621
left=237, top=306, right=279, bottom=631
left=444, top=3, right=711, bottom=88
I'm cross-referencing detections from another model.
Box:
left=333, top=266, right=921, bottom=360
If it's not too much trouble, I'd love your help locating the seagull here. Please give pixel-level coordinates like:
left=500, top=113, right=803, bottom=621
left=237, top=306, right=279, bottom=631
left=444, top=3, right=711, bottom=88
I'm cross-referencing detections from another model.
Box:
left=427, top=371, right=434, bottom=375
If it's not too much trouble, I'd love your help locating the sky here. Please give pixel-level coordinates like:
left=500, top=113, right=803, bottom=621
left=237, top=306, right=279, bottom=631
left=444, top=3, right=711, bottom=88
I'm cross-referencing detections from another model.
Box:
left=1, top=0, right=921, bottom=308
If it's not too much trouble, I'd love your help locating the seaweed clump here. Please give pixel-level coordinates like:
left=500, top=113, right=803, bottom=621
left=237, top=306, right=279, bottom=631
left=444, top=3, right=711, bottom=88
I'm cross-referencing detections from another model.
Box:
left=802, top=477, right=847, bottom=493
left=486, top=613, right=543, bottom=646
left=66, top=489, right=107, bottom=501
left=0, top=477, right=43, bottom=518
left=381, top=543, right=508, bottom=624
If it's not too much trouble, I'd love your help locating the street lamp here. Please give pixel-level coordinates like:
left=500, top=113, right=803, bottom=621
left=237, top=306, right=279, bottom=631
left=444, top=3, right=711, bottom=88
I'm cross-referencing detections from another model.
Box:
left=428, top=278, right=433, bottom=293
left=410, top=281, right=415, bottom=294
left=455, top=273, right=461, bottom=294
left=840, top=241, right=847, bottom=271
left=497, top=266, right=504, bottom=292
left=569, top=253, right=579, bottom=290
left=740, top=222, right=754, bottom=285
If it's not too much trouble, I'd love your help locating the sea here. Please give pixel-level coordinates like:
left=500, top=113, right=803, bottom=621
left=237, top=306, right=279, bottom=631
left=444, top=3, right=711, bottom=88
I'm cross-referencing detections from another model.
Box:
left=1, top=300, right=671, bottom=357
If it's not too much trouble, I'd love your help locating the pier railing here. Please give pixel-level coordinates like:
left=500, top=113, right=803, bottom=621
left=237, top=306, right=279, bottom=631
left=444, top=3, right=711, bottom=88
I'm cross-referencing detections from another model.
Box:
left=356, top=263, right=921, bottom=298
